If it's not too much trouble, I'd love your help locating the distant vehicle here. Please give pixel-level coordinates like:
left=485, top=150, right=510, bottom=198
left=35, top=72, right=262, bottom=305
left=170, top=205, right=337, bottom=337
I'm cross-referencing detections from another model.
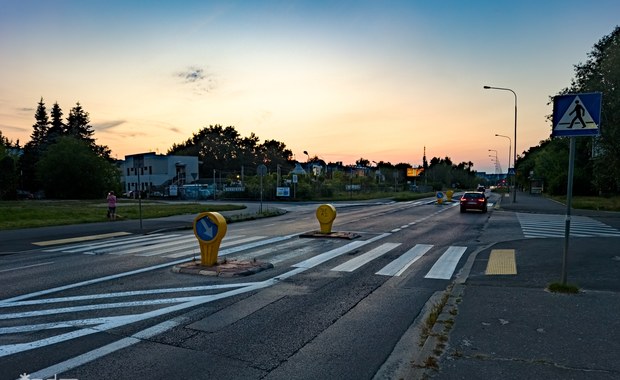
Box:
left=476, top=185, right=486, bottom=192
left=460, top=192, right=488, bottom=213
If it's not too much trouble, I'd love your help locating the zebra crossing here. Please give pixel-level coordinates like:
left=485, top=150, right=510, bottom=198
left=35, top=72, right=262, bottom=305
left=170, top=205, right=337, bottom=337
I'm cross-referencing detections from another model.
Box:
left=43, top=232, right=469, bottom=280
left=516, top=212, right=620, bottom=238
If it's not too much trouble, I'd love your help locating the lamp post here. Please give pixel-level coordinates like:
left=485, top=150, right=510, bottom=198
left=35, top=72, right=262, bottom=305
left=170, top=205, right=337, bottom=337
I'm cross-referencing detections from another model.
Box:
left=484, top=85, right=517, bottom=203
left=495, top=133, right=515, bottom=191
left=494, top=134, right=511, bottom=175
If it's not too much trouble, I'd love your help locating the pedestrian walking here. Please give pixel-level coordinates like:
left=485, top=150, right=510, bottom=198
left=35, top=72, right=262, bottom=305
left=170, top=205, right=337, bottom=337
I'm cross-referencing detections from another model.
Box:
left=107, top=191, right=117, bottom=221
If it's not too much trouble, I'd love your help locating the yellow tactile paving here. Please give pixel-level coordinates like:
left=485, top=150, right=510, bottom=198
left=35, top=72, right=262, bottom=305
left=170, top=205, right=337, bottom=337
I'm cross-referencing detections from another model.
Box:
left=485, top=249, right=517, bottom=275
left=33, top=232, right=132, bottom=246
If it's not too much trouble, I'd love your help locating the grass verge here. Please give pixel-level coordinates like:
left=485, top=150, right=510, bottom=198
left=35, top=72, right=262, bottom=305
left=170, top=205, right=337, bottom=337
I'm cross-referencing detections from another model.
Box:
left=0, top=200, right=246, bottom=230
left=548, top=195, right=620, bottom=212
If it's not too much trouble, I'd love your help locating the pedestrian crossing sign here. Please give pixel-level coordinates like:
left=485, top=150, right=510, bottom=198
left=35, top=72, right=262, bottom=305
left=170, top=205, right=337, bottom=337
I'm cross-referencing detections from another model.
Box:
left=552, top=93, right=601, bottom=137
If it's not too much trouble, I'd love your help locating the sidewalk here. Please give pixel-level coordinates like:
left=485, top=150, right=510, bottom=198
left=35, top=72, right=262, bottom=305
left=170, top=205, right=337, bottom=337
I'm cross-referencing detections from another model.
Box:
left=414, top=191, right=620, bottom=379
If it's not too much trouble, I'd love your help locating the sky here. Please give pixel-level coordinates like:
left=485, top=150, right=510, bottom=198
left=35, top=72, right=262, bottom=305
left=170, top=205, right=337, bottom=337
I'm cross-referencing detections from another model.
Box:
left=1, top=0, right=619, bottom=174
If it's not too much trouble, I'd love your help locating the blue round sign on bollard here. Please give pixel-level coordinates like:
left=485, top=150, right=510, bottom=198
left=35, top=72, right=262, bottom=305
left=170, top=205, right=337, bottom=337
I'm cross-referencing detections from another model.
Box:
left=193, top=212, right=227, bottom=266
left=195, top=215, right=218, bottom=242
left=436, top=191, right=444, bottom=205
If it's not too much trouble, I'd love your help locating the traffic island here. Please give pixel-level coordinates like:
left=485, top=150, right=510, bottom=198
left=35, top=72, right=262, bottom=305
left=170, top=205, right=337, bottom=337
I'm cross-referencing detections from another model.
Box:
left=172, top=259, right=274, bottom=277
left=299, top=204, right=361, bottom=239
left=299, top=231, right=361, bottom=239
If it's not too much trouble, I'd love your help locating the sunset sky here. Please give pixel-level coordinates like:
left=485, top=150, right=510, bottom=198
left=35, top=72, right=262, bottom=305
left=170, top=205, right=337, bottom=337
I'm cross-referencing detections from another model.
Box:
left=1, top=0, right=619, bottom=174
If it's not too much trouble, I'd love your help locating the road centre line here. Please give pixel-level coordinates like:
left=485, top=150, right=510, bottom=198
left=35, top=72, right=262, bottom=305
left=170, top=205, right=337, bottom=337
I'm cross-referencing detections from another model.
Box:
left=26, top=317, right=187, bottom=380
left=0, top=283, right=255, bottom=308
left=0, top=261, right=54, bottom=273
left=1, top=234, right=298, bottom=304
left=43, top=233, right=168, bottom=253
left=0, top=315, right=138, bottom=334
left=33, top=232, right=132, bottom=246
left=0, top=275, right=282, bottom=358
left=0, top=296, right=204, bottom=320
left=1, top=222, right=416, bottom=369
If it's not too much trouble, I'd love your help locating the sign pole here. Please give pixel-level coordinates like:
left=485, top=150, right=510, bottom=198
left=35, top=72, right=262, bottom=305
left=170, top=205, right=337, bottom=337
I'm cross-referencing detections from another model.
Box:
left=552, top=92, right=601, bottom=286
left=561, top=137, right=576, bottom=285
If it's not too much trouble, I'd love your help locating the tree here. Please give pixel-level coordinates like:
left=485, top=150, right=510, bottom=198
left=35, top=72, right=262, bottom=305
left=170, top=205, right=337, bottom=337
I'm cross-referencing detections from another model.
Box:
left=168, top=125, right=294, bottom=178
left=356, top=158, right=370, bottom=167
left=259, top=139, right=294, bottom=171
left=0, top=130, right=19, bottom=199
left=48, top=102, right=64, bottom=143
left=561, top=26, right=620, bottom=193
left=20, top=98, right=51, bottom=191
left=36, top=136, right=120, bottom=199
left=30, top=97, right=49, bottom=147
left=65, top=102, right=95, bottom=144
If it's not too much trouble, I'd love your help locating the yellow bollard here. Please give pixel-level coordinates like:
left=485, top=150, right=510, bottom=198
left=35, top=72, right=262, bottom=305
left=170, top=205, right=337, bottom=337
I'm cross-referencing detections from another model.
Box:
left=193, top=212, right=227, bottom=266
left=316, top=204, right=337, bottom=234
left=446, top=190, right=454, bottom=202
left=436, top=191, right=444, bottom=204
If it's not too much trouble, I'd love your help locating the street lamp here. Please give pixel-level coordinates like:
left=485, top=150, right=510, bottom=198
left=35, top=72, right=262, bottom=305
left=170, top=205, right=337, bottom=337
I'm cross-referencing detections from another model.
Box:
left=484, top=85, right=517, bottom=203
left=494, top=134, right=511, bottom=174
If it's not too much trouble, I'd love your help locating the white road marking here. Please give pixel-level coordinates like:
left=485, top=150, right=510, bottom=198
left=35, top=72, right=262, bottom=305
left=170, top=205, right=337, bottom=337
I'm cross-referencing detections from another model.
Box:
left=376, top=244, right=433, bottom=276
left=293, top=233, right=390, bottom=269
left=424, top=246, right=468, bottom=279
left=332, top=243, right=401, bottom=272
left=0, top=261, right=54, bottom=273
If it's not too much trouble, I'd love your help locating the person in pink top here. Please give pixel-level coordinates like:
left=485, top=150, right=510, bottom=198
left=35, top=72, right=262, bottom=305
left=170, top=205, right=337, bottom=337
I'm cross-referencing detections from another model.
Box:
left=107, top=191, right=117, bottom=220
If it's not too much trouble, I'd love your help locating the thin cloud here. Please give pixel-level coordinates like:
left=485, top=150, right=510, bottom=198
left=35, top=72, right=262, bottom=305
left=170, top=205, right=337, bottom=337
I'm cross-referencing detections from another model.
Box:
left=176, top=66, right=217, bottom=94
left=179, top=67, right=206, bottom=83
left=0, top=123, right=29, bottom=133
left=94, top=120, right=126, bottom=131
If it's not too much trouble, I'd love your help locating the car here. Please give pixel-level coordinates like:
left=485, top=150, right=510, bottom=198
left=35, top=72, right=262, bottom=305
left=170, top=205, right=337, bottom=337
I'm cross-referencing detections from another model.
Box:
left=477, top=185, right=486, bottom=192
left=460, top=191, right=488, bottom=213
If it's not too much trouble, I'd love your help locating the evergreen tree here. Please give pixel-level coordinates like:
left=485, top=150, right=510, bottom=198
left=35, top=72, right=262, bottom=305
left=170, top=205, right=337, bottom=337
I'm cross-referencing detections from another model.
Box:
left=66, top=102, right=95, bottom=146
left=20, top=98, right=51, bottom=192
left=30, top=97, right=49, bottom=147
left=0, top=130, right=19, bottom=199
left=48, top=102, right=64, bottom=143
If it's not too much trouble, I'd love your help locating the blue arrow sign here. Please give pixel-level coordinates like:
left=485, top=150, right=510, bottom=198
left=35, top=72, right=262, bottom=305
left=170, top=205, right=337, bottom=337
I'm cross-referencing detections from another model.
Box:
left=195, top=216, right=218, bottom=241
left=552, top=93, right=602, bottom=137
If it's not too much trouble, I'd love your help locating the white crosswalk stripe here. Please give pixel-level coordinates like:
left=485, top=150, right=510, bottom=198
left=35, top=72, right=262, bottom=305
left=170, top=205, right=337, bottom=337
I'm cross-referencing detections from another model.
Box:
left=375, top=244, right=433, bottom=276
left=516, top=213, right=620, bottom=238
left=424, top=246, right=467, bottom=279
left=332, top=243, right=402, bottom=272
left=44, top=233, right=266, bottom=258
left=43, top=232, right=468, bottom=280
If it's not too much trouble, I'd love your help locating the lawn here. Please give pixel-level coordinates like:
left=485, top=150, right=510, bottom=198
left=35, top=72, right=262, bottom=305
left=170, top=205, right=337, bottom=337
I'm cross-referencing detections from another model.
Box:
left=549, top=195, right=620, bottom=212
left=0, top=199, right=246, bottom=230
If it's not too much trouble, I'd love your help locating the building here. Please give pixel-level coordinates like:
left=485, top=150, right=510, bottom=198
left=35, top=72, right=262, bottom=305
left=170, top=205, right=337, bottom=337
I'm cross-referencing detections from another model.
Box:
left=120, top=153, right=199, bottom=197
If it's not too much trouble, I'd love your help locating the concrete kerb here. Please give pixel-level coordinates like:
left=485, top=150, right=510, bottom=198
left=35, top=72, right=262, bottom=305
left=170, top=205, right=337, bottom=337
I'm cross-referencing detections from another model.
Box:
left=399, top=242, right=496, bottom=379
left=399, top=191, right=519, bottom=377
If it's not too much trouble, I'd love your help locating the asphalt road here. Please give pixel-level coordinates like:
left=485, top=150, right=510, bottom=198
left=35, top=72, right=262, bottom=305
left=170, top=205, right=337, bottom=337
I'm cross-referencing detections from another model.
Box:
left=2, top=192, right=619, bottom=379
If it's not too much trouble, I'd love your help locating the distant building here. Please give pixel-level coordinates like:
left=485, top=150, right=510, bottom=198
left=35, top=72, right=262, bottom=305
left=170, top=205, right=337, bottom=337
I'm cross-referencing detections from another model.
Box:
left=120, top=152, right=199, bottom=196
